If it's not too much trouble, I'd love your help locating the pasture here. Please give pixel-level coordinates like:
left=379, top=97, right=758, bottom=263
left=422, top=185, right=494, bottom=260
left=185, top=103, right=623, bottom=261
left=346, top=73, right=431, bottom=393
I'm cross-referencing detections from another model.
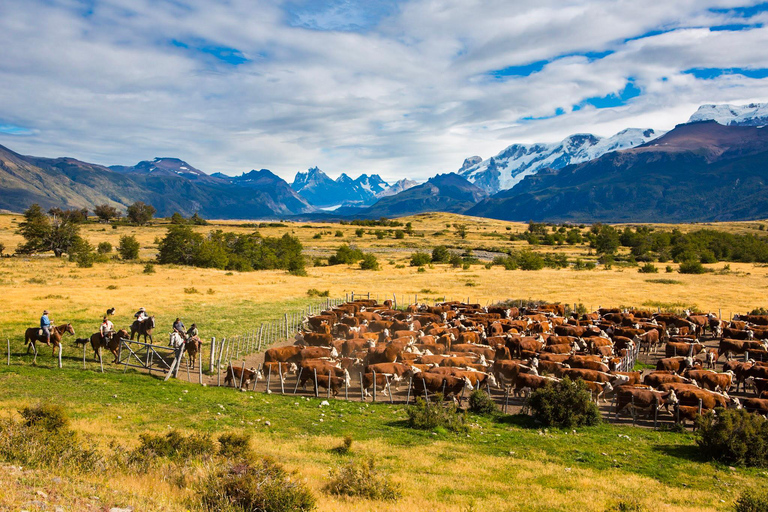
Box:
left=2, top=212, right=768, bottom=511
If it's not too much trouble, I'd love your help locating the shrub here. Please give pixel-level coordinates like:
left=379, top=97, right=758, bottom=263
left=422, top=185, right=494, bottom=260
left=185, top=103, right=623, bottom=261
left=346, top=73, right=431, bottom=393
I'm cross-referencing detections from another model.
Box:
left=143, top=263, right=155, bottom=274
left=307, top=288, right=330, bottom=297
left=696, top=409, right=768, bottom=467
left=325, top=458, right=401, bottom=501
left=417, top=267, right=426, bottom=273
left=118, top=235, right=140, bottom=260
left=735, top=488, right=768, bottom=512
left=468, top=389, right=497, bottom=415
left=312, top=233, right=322, bottom=239
left=518, top=250, right=545, bottom=270
left=331, top=435, right=353, bottom=455
left=666, top=265, right=674, bottom=273
left=170, top=212, right=186, bottom=224
left=334, top=230, right=344, bottom=237
left=450, top=254, right=464, bottom=268
left=134, top=430, right=214, bottom=461
left=360, top=253, right=380, bottom=270
left=679, top=260, right=707, bottom=274
left=375, top=230, right=386, bottom=239
left=526, top=378, right=601, bottom=428
left=184, top=287, right=199, bottom=294
left=97, top=241, right=112, bottom=254
left=606, top=498, right=645, bottom=511
left=328, top=244, right=364, bottom=265
left=410, top=251, right=432, bottom=267
left=394, top=230, right=405, bottom=239
left=200, top=457, right=316, bottom=512
left=20, top=403, right=68, bottom=432
left=355, top=228, right=365, bottom=237
left=0, top=241, right=4, bottom=256
left=638, top=263, right=658, bottom=273
left=218, top=431, right=252, bottom=458
left=406, top=395, right=468, bottom=433
left=432, top=245, right=451, bottom=263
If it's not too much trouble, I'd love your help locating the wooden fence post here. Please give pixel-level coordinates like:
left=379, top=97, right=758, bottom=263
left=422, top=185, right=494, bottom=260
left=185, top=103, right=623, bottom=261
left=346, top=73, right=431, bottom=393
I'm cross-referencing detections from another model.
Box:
left=198, top=350, right=203, bottom=385
left=280, top=363, right=285, bottom=395
left=7, top=338, right=10, bottom=366
left=209, top=337, right=216, bottom=373
left=313, top=368, right=319, bottom=398
left=265, top=365, right=272, bottom=393
left=82, top=341, right=86, bottom=369
left=238, top=360, right=246, bottom=389
left=58, top=344, right=62, bottom=369
left=294, top=367, right=303, bottom=394
left=327, top=370, right=331, bottom=399
left=373, top=370, right=377, bottom=402
left=360, top=372, right=364, bottom=401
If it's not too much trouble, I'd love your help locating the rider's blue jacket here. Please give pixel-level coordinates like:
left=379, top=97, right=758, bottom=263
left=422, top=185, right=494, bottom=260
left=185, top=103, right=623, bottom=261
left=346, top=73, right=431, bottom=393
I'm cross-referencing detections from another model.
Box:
left=40, top=314, right=51, bottom=329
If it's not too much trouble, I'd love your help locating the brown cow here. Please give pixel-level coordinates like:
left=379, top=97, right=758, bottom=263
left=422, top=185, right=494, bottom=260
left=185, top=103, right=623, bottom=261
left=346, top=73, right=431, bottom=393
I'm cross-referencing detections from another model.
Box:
left=685, top=369, right=734, bottom=392
left=224, top=364, right=260, bottom=388
left=412, top=373, right=474, bottom=399
left=264, top=345, right=303, bottom=363
left=513, top=373, right=558, bottom=398
left=615, top=387, right=678, bottom=419
left=643, top=372, right=692, bottom=387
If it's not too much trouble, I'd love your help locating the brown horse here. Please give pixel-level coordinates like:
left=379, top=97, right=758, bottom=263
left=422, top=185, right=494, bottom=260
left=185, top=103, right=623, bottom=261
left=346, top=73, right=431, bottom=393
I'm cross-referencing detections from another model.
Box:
left=25, top=323, right=75, bottom=356
left=185, top=336, right=202, bottom=370
left=130, top=316, right=155, bottom=343
left=82, top=328, right=129, bottom=364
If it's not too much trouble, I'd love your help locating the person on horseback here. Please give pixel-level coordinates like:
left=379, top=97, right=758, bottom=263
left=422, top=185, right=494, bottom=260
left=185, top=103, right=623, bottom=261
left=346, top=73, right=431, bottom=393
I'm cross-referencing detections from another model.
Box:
left=173, top=318, right=186, bottom=339
left=100, top=315, right=114, bottom=346
left=134, top=307, right=148, bottom=324
left=186, top=323, right=198, bottom=339
left=40, top=310, right=52, bottom=345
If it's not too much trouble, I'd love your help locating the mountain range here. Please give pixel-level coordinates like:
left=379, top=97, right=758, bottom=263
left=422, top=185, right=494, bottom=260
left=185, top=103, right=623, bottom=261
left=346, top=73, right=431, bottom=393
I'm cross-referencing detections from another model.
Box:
left=1, top=102, right=767, bottom=222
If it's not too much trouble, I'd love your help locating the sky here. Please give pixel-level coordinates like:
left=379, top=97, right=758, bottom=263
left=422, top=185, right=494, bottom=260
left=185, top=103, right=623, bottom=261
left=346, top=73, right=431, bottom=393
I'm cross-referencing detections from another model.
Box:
left=1, top=0, right=768, bottom=183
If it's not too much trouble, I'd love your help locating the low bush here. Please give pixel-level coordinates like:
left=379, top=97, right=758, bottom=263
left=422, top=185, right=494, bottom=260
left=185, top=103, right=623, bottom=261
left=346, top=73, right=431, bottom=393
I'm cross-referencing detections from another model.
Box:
left=431, top=245, right=451, bottom=263
left=143, top=263, right=155, bottom=274
left=735, top=488, right=768, bottom=512
left=638, top=263, right=658, bottom=273
left=324, top=458, right=401, bottom=501
left=200, top=457, right=316, bottom=512
left=679, top=259, right=707, bottom=274
left=97, top=241, right=113, bottom=254
left=468, top=389, right=497, bottom=415
left=331, top=435, right=353, bottom=455
left=218, top=431, right=252, bottom=458
left=307, top=288, right=330, bottom=297
left=526, top=377, right=601, bottom=428
left=360, top=253, right=380, bottom=270
left=696, top=409, right=768, bottom=467
left=133, top=430, right=215, bottom=462
left=20, top=403, right=68, bottom=431
left=410, top=251, right=432, bottom=267
left=407, top=395, right=468, bottom=433
left=118, top=235, right=140, bottom=260
left=328, top=244, right=363, bottom=265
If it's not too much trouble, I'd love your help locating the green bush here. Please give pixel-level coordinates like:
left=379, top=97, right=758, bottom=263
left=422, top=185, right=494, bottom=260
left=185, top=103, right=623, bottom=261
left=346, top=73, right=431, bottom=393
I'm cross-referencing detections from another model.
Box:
left=431, top=245, right=451, bottom=263
left=679, top=259, right=707, bottom=274
left=331, top=435, right=353, bottom=455
left=97, top=241, right=113, bottom=254
left=334, top=230, right=344, bottom=237
left=360, top=253, right=380, bottom=270
left=200, top=457, right=316, bottom=512
left=450, top=254, right=463, bottom=268
left=328, top=244, right=364, bottom=265
left=355, top=228, right=365, bottom=237
left=410, top=251, right=432, bottom=267
left=735, top=488, right=768, bottom=512
left=638, top=263, right=658, bottom=273
left=143, top=263, right=155, bottom=274
left=218, top=431, right=252, bottom=458
left=394, top=230, right=405, bottom=239
left=118, top=235, right=141, bottom=260
left=468, top=389, right=497, bottom=415
left=324, top=458, right=401, bottom=501
left=407, top=395, right=468, bottom=433
left=307, top=288, right=330, bottom=297
left=20, top=403, right=68, bottom=432
left=133, top=430, right=214, bottom=461
left=606, top=498, right=645, bottom=511
left=696, top=409, right=768, bottom=467
left=526, top=378, right=601, bottom=428
left=518, top=250, right=545, bottom=270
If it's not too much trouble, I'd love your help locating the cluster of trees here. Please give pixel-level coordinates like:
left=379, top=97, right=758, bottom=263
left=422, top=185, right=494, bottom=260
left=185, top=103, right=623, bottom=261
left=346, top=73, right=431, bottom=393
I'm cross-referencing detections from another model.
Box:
left=515, top=222, right=584, bottom=246
left=326, top=244, right=379, bottom=270
left=340, top=218, right=403, bottom=227
left=170, top=212, right=208, bottom=226
left=157, top=225, right=305, bottom=274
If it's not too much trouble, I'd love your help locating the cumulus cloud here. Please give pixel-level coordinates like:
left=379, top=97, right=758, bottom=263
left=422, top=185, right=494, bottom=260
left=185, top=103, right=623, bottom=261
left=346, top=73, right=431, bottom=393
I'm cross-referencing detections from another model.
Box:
left=0, top=0, right=767, bottom=183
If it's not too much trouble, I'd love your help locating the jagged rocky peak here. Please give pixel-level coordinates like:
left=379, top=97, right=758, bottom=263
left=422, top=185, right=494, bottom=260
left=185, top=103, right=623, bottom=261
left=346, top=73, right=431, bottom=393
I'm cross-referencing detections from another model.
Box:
left=688, top=103, right=768, bottom=127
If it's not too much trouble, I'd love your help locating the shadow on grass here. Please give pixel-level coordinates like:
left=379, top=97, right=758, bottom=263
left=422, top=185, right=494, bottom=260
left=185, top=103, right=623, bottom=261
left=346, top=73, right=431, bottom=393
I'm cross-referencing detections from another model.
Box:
left=652, top=443, right=708, bottom=463
left=496, top=413, right=537, bottom=428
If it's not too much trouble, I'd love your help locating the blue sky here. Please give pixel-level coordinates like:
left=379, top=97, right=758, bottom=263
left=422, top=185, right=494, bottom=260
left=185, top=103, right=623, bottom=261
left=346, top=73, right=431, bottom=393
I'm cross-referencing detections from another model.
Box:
left=1, top=0, right=767, bottom=182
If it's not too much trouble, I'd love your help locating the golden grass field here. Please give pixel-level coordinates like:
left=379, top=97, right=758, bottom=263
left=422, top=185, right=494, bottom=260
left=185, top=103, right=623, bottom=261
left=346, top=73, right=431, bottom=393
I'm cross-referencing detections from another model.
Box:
left=1, top=211, right=768, bottom=511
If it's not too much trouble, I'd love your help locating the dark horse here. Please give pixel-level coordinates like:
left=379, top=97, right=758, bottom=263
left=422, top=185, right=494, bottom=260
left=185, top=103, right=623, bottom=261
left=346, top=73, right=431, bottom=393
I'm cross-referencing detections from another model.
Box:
left=79, top=328, right=129, bottom=364
left=25, top=323, right=75, bottom=356
left=185, top=336, right=202, bottom=370
left=130, top=316, right=155, bottom=343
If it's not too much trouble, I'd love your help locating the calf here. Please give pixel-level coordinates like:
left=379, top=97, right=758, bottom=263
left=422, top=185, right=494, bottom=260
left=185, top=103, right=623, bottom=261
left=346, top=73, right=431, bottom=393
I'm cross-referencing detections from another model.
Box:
left=224, top=364, right=260, bottom=389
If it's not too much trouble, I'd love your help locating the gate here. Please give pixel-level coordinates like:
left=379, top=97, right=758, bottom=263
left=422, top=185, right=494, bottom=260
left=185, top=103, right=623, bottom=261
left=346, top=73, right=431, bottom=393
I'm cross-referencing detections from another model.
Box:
left=117, top=338, right=184, bottom=380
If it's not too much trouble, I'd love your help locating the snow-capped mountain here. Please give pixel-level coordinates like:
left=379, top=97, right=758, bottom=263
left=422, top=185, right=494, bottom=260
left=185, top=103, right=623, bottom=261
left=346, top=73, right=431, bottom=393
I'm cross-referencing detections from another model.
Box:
left=110, top=157, right=213, bottom=181
left=375, top=178, right=419, bottom=198
left=459, top=128, right=662, bottom=194
left=688, top=103, right=768, bottom=127
left=291, top=166, right=392, bottom=208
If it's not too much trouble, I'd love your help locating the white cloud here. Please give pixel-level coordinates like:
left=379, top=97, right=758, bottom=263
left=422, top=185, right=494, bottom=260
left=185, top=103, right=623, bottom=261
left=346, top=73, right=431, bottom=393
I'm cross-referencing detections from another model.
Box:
left=0, top=0, right=767, bottom=183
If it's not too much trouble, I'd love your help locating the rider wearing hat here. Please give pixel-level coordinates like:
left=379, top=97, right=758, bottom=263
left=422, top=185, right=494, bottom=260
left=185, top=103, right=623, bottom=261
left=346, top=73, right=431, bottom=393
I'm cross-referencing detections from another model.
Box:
left=134, top=307, right=148, bottom=324
left=186, top=323, right=198, bottom=339
left=173, top=317, right=186, bottom=338
left=100, top=315, right=114, bottom=346
left=40, top=310, right=52, bottom=344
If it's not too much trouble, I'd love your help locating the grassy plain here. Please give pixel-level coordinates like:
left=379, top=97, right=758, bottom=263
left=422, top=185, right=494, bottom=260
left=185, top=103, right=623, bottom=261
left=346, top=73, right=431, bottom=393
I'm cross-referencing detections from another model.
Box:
left=1, top=212, right=768, bottom=511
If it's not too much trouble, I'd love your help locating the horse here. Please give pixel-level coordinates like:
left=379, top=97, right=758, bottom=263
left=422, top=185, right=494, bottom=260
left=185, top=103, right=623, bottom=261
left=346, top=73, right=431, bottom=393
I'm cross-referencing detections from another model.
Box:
left=81, top=328, right=129, bottom=364
left=130, top=316, right=155, bottom=343
left=25, top=323, right=75, bottom=356
left=169, top=331, right=202, bottom=370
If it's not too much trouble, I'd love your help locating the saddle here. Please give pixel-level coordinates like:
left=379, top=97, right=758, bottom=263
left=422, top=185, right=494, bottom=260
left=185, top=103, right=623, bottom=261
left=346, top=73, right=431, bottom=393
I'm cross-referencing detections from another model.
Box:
left=38, top=329, right=43, bottom=336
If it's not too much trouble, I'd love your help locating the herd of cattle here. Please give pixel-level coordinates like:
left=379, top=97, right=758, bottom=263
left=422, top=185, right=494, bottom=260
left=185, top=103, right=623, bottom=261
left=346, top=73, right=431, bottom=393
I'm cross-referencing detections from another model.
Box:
left=225, top=299, right=768, bottom=425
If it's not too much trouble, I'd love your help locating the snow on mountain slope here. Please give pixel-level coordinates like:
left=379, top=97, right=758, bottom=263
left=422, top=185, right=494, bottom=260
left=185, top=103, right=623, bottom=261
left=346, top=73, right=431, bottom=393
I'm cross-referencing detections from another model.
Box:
left=459, top=128, right=661, bottom=194
left=376, top=178, right=418, bottom=198
left=689, top=103, right=768, bottom=127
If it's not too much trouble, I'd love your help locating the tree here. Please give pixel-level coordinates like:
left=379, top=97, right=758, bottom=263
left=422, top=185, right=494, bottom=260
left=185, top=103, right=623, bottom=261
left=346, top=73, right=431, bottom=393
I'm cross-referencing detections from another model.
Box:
left=454, top=223, right=467, bottom=239
left=118, top=235, right=141, bottom=260
left=593, top=225, right=620, bottom=255
left=170, top=212, right=186, bottom=225
left=431, top=245, right=451, bottom=263
left=189, top=212, right=209, bottom=226
left=157, top=225, right=202, bottom=265
left=126, top=201, right=156, bottom=225
left=360, top=253, right=380, bottom=270
left=97, top=242, right=112, bottom=254
left=16, top=204, right=81, bottom=257
left=94, top=204, right=120, bottom=222
left=410, top=252, right=431, bottom=267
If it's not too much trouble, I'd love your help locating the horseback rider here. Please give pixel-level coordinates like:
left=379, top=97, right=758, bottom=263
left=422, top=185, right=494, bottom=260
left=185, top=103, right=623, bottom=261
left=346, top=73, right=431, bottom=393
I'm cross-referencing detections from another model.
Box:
left=186, top=323, right=198, bottom=339
left=173, top=318, right=186, bottom=339
left=40, top=310, right=52, bottom=345
left=100, top=315, right=114, bottom=346
left=134, top=307, right=148, bottom=324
